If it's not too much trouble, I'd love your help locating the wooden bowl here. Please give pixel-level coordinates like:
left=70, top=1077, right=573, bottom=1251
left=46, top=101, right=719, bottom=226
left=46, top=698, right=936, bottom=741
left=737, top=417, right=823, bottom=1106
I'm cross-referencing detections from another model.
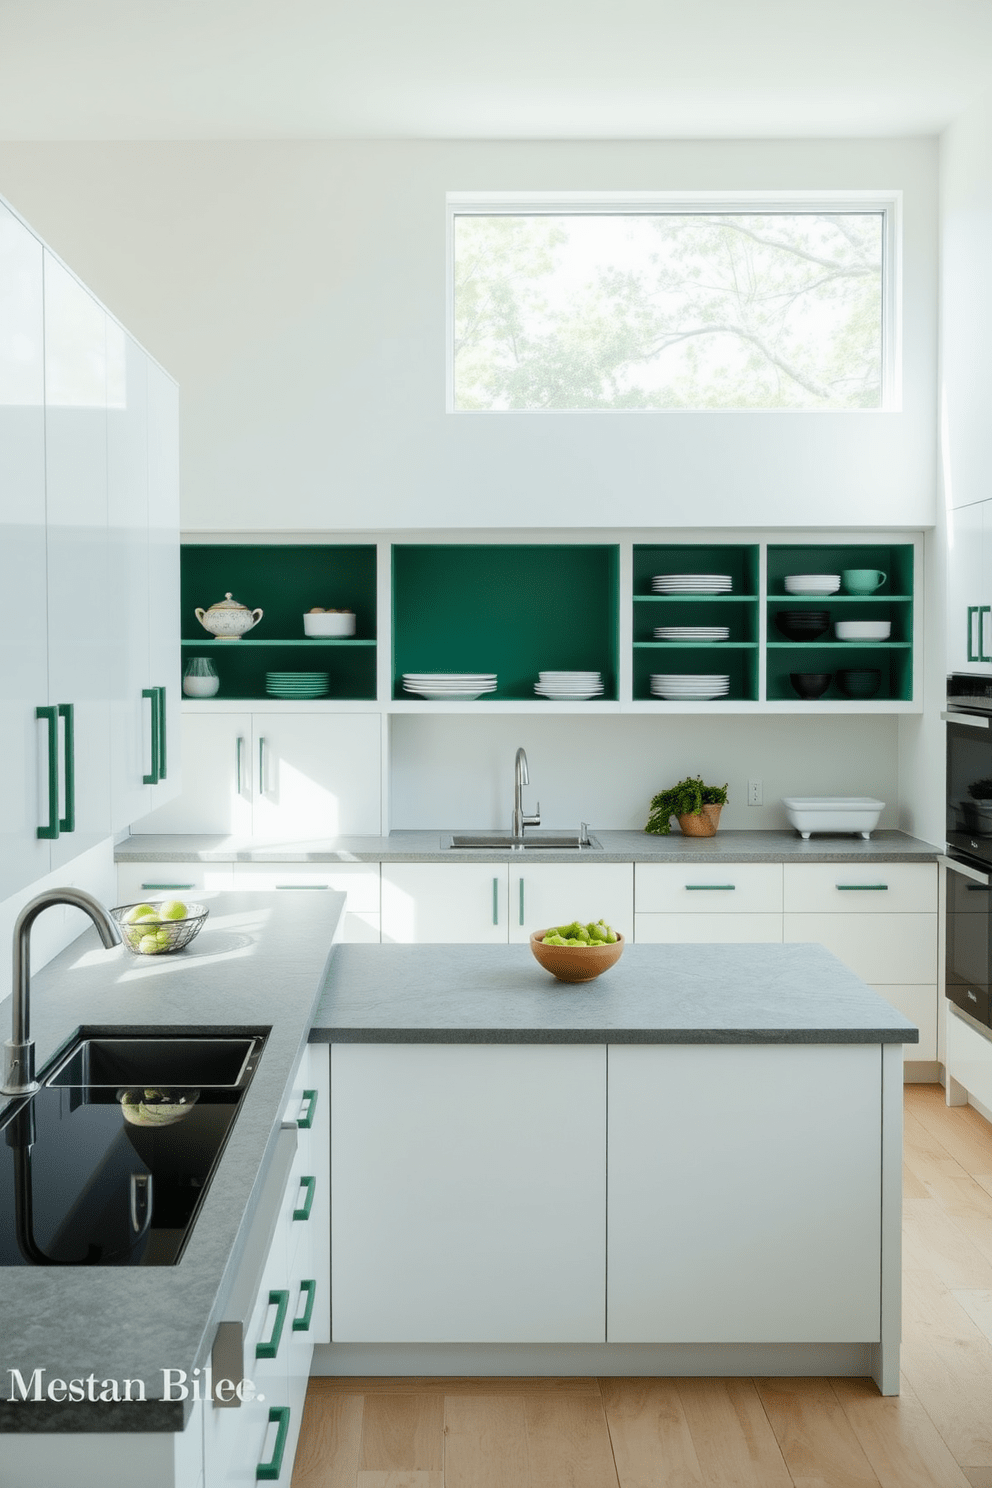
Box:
left=529, top=929, right=625, bottom=983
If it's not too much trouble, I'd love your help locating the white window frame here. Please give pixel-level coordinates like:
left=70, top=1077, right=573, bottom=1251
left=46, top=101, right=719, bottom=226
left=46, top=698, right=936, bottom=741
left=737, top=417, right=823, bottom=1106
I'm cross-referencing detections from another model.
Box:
left=446, top=190, right=902, bottom=414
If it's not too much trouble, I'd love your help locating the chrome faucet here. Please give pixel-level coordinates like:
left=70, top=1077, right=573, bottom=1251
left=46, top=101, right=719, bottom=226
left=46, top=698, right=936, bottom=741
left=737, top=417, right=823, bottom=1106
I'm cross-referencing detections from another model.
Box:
left=2, top=888, right=121, bottom=1098
left=512, top=747, right=541, bottom=840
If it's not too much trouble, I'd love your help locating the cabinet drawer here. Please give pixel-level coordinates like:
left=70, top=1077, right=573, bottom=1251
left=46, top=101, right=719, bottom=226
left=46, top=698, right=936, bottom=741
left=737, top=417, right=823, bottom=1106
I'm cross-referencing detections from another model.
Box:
left=233, top=862, right=379, bottom=911
left=116, top=861, right=235, bottom=900
left=634, top=913, right=782, bottom=945
left=783, top=912, right=937, bottom=984
left=948, top=1008, right=992, bottom=1111
left=636, top=862, right=782, bottom=914
left=868, top=984, right=935, bottom=1061
left=783, top=861, right=936, bottom=914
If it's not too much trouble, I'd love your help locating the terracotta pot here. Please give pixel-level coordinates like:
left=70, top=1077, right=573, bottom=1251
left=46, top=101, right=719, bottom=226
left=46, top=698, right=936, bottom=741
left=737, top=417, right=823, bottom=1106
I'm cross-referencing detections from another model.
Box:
left=677, top=804, right=722, bottom=837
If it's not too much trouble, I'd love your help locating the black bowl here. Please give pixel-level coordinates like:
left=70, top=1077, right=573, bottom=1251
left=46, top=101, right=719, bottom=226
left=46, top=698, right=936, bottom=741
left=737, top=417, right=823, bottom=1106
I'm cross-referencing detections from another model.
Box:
left=836, top=668, right=881, bottom=699
left=776, top=612, right=830, bottom=642
left=790, top=672, right=832, bottom=699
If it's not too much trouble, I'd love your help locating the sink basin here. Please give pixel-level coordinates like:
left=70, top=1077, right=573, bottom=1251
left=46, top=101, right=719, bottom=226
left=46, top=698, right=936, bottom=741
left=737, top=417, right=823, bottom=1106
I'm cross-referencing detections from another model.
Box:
left=44, top=1036, right=262, bottom=1089
left=444, top=833, right=602, bottom=851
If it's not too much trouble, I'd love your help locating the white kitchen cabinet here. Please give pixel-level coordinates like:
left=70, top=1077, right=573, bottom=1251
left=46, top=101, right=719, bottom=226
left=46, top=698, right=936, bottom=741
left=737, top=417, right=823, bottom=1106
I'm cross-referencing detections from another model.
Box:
left=634, top=861, right=783, bottom=944
left=204, top=1043, right=328, bottom=1488
left=607, top=1043, right=882, bottom=1343
left=783, top=861, right=938, bottom=987
left=330, top=1043, right=606, bottom=1342
left=117, top=861, right=237, bottom=900
left=381, top=861, right=632, bottom=943
left=43, top=250, right=113, bottom=869
left=132, top=711, right=381, bottom=840
left=145, top=358, right=181, bottom=806
left=234, top=864, right=379, bottom=943
left=947, top=500, right=992, bottom=676
left=0, top=1404, right=205, bottom=1488
left=871, top=984, right=937, bottom=1061
left=0, top=200, right=51, bottom=901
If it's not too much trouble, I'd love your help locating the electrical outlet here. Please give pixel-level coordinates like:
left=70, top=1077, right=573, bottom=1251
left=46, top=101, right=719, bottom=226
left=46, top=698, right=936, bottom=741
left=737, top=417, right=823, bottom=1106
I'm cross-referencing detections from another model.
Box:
left=748, top=779, right=763, bottom=806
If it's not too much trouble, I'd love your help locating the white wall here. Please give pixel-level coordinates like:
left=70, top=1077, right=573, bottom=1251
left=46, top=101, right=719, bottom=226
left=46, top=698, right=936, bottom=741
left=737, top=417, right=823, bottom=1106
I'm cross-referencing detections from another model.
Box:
left=389, top=713, right=902, bottom=832
left=0, top=138, right=937, bottom=533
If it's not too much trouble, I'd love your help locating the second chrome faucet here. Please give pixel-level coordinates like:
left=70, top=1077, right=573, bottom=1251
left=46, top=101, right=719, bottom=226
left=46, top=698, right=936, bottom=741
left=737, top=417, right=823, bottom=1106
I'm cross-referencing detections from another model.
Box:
left=512, top=748, right=541, bottom=840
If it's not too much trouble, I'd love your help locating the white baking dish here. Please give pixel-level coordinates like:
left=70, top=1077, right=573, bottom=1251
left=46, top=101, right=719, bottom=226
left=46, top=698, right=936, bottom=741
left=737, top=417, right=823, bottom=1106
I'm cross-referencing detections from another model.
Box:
left=782, top=796, right=885, bottom=839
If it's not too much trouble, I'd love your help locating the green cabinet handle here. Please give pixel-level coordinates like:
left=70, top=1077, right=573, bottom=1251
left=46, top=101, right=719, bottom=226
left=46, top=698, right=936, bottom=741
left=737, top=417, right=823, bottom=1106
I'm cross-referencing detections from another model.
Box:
left=36, top=706, right=59, bottom=840
left=155, top=686, right=167, bottom=779
left=142, top=688, right=160, bottom=784
left=256, top=1405, right=291, bottom=1481
left=255, top=1289, right=289, bottom=1360
left=293, top=1175, right=316, bottom=1221
left=292, top=1279, right=317, bottom=1333
left=292, top=1172, right=316, bottom=1220
left=519, top=876, right=525, bottom=926
left=297, top=1089, right=317, bottom=1129
left=141, top=882, right=195, bottom=891
left=492, top=876, right=499, bottom=925
left=968, top=605, right=992, bottom=664
left=58, top=703, right=74, bottom=834
left=685, top=884, right=735, bottom=890
left=836, top=883, right=888, bottom=891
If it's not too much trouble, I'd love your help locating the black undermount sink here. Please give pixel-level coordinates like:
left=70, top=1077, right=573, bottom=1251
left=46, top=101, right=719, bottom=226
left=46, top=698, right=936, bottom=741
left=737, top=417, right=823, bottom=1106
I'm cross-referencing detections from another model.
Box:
left=0, top=1032, right=266, bottom=1267
left=45, top=1036, right=260, bottom=1090
left=444, top=833, right=602, bottom=851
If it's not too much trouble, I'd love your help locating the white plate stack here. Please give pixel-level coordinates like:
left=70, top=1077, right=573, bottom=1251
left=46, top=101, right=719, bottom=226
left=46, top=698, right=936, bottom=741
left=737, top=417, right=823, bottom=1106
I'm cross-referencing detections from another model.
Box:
left=653, top=626, right=730, bottom=642
left=650, top=673, right=731, bottom=700
left=403, top=672, right=497, bottom=700
left=652, top=574, right=733, bottom=594
left=534, top=671, right=604, bottom=699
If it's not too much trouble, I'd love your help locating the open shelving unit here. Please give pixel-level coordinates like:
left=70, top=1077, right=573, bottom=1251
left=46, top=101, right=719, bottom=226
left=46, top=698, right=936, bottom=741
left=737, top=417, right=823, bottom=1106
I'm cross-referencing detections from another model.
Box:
left=631, top=544, right=760, bottom=704
left=175, top=534, right=921, bottom=713
left=391, top=543, right=620, bottom=704
left=765, top=543, right=914, bottom=704
left=180, top=544, right=377, bottom=701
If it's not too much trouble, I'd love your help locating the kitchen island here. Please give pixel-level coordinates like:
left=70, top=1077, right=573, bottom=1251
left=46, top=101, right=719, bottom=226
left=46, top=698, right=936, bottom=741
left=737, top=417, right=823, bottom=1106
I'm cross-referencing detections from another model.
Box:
left=311, top=940, right=917, bottom=1396
left=0, top=898, right=916, bottom=1486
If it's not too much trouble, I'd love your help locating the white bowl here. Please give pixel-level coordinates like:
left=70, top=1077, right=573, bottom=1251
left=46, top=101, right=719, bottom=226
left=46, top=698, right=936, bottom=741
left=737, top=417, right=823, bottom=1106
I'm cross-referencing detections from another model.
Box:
left=303, top=611, right=356, bottom=637
left=784, top=574, right=840, bottom=595
left=782, top=795, right=885, bottom=839
left=834, top=621, right=891, bottom=641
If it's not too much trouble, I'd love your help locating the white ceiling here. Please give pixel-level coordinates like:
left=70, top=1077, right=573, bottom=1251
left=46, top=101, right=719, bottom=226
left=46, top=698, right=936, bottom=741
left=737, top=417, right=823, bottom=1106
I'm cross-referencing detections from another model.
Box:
left=2, top=0, right=992, bottom=140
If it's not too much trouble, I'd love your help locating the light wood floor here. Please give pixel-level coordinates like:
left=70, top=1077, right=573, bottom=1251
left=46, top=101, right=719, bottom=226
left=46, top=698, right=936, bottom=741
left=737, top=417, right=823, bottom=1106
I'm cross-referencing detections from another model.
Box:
left=292, top=1083, right=992, bottom=1488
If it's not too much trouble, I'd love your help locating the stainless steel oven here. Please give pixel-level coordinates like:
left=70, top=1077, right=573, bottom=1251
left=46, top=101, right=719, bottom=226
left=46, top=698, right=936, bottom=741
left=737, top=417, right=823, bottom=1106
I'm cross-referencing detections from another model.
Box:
left=945, top=674, right=992, bottom=1029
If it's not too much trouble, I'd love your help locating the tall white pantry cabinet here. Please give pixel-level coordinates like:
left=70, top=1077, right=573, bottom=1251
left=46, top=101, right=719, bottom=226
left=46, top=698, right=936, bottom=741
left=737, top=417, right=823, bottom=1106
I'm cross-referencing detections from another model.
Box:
left=0, top=197, right=180, bottom=903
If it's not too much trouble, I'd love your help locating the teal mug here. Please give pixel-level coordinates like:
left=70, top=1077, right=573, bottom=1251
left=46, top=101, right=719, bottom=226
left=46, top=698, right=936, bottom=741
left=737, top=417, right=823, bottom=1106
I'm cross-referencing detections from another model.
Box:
left=842, top=568, right=886, bottom=594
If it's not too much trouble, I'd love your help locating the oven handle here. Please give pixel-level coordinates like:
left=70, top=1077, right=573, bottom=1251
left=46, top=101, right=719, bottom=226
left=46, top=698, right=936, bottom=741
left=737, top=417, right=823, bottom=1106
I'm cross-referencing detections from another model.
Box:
left=942, top=710, right=992, bottom=729
left=941, top=853, right=992, bottom=886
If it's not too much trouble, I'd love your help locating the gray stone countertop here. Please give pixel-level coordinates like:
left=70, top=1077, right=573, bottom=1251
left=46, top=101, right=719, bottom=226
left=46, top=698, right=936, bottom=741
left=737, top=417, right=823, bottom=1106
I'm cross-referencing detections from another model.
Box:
left=0, top=890, right=345, bottom=1434
left=312, top=942, right=920, bottom=1046
left=116, top=827, right=941, bottom=865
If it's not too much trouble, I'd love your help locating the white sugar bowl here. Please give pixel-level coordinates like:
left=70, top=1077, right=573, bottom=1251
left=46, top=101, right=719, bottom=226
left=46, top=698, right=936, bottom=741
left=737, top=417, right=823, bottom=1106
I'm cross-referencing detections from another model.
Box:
left=194, top=593, right=263, bottom=640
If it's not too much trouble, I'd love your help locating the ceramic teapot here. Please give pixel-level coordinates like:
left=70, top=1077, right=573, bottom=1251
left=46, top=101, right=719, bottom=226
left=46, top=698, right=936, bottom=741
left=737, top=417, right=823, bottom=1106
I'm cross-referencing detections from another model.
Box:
left=194, top=593, right=263, bottom=640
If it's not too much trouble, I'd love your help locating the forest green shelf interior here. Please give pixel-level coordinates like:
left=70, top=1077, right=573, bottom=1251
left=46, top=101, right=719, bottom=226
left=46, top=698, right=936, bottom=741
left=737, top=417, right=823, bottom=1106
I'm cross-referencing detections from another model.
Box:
left=181, top=543, right=377, bottom=700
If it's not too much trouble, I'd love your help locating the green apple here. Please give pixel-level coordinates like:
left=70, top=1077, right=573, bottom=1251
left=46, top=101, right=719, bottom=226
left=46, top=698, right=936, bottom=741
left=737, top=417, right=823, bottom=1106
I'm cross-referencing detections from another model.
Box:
left=158, top=900, right=188, bottom=921
left=123, top=903, right=156, bottom=924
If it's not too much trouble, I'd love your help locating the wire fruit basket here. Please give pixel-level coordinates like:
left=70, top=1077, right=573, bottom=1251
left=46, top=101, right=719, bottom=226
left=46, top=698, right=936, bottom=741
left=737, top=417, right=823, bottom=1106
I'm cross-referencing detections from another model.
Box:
left=112, top=901, right=209, bottom=956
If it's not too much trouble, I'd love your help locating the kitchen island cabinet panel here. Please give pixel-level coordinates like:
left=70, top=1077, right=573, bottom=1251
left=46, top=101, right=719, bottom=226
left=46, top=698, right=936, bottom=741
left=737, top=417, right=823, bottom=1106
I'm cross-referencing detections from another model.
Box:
left=606, top=1043, right=882, bottom=1343
left=0, top=1406, right=205, bottom=1488
left=330, top=1043, right=607, bottom=1342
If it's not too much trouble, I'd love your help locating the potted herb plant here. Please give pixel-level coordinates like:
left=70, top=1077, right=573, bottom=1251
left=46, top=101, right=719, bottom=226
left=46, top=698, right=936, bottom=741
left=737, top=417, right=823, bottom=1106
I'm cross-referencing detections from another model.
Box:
left=645, top=776, right=729, bottom=837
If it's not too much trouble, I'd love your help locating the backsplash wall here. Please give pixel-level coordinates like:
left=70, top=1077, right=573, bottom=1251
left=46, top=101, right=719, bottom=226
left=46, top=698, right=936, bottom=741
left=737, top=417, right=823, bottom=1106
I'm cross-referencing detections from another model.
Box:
left=388, top=714, right=902, bottom=833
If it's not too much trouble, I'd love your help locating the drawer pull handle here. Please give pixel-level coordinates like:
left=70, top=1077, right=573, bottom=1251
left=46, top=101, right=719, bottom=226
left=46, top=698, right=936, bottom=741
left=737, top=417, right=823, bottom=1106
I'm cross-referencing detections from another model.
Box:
left=256, top=1405, right=291, bottom=1481
left=141, top=883, right=195, bottom=891
left=685, top=884, right=735, bottom=891
left=255, top=1289, right=289, bottom=1360
left=293, top=1175, right=316, bottom=1221
left=492, top=876, right=499, bottom=926
left=141, top=688, right=160, bottom=785
left=58, top=702, right=75, bottom=833
left=519, top=876, right=525, bottom=926
left=276, top=883, right=328, bottom=890
left=293, top=1279, right=317, bottom=1333
left=836, top=884, right=888, bottom=891
left=297, top=1089, right=317, bottom=1130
